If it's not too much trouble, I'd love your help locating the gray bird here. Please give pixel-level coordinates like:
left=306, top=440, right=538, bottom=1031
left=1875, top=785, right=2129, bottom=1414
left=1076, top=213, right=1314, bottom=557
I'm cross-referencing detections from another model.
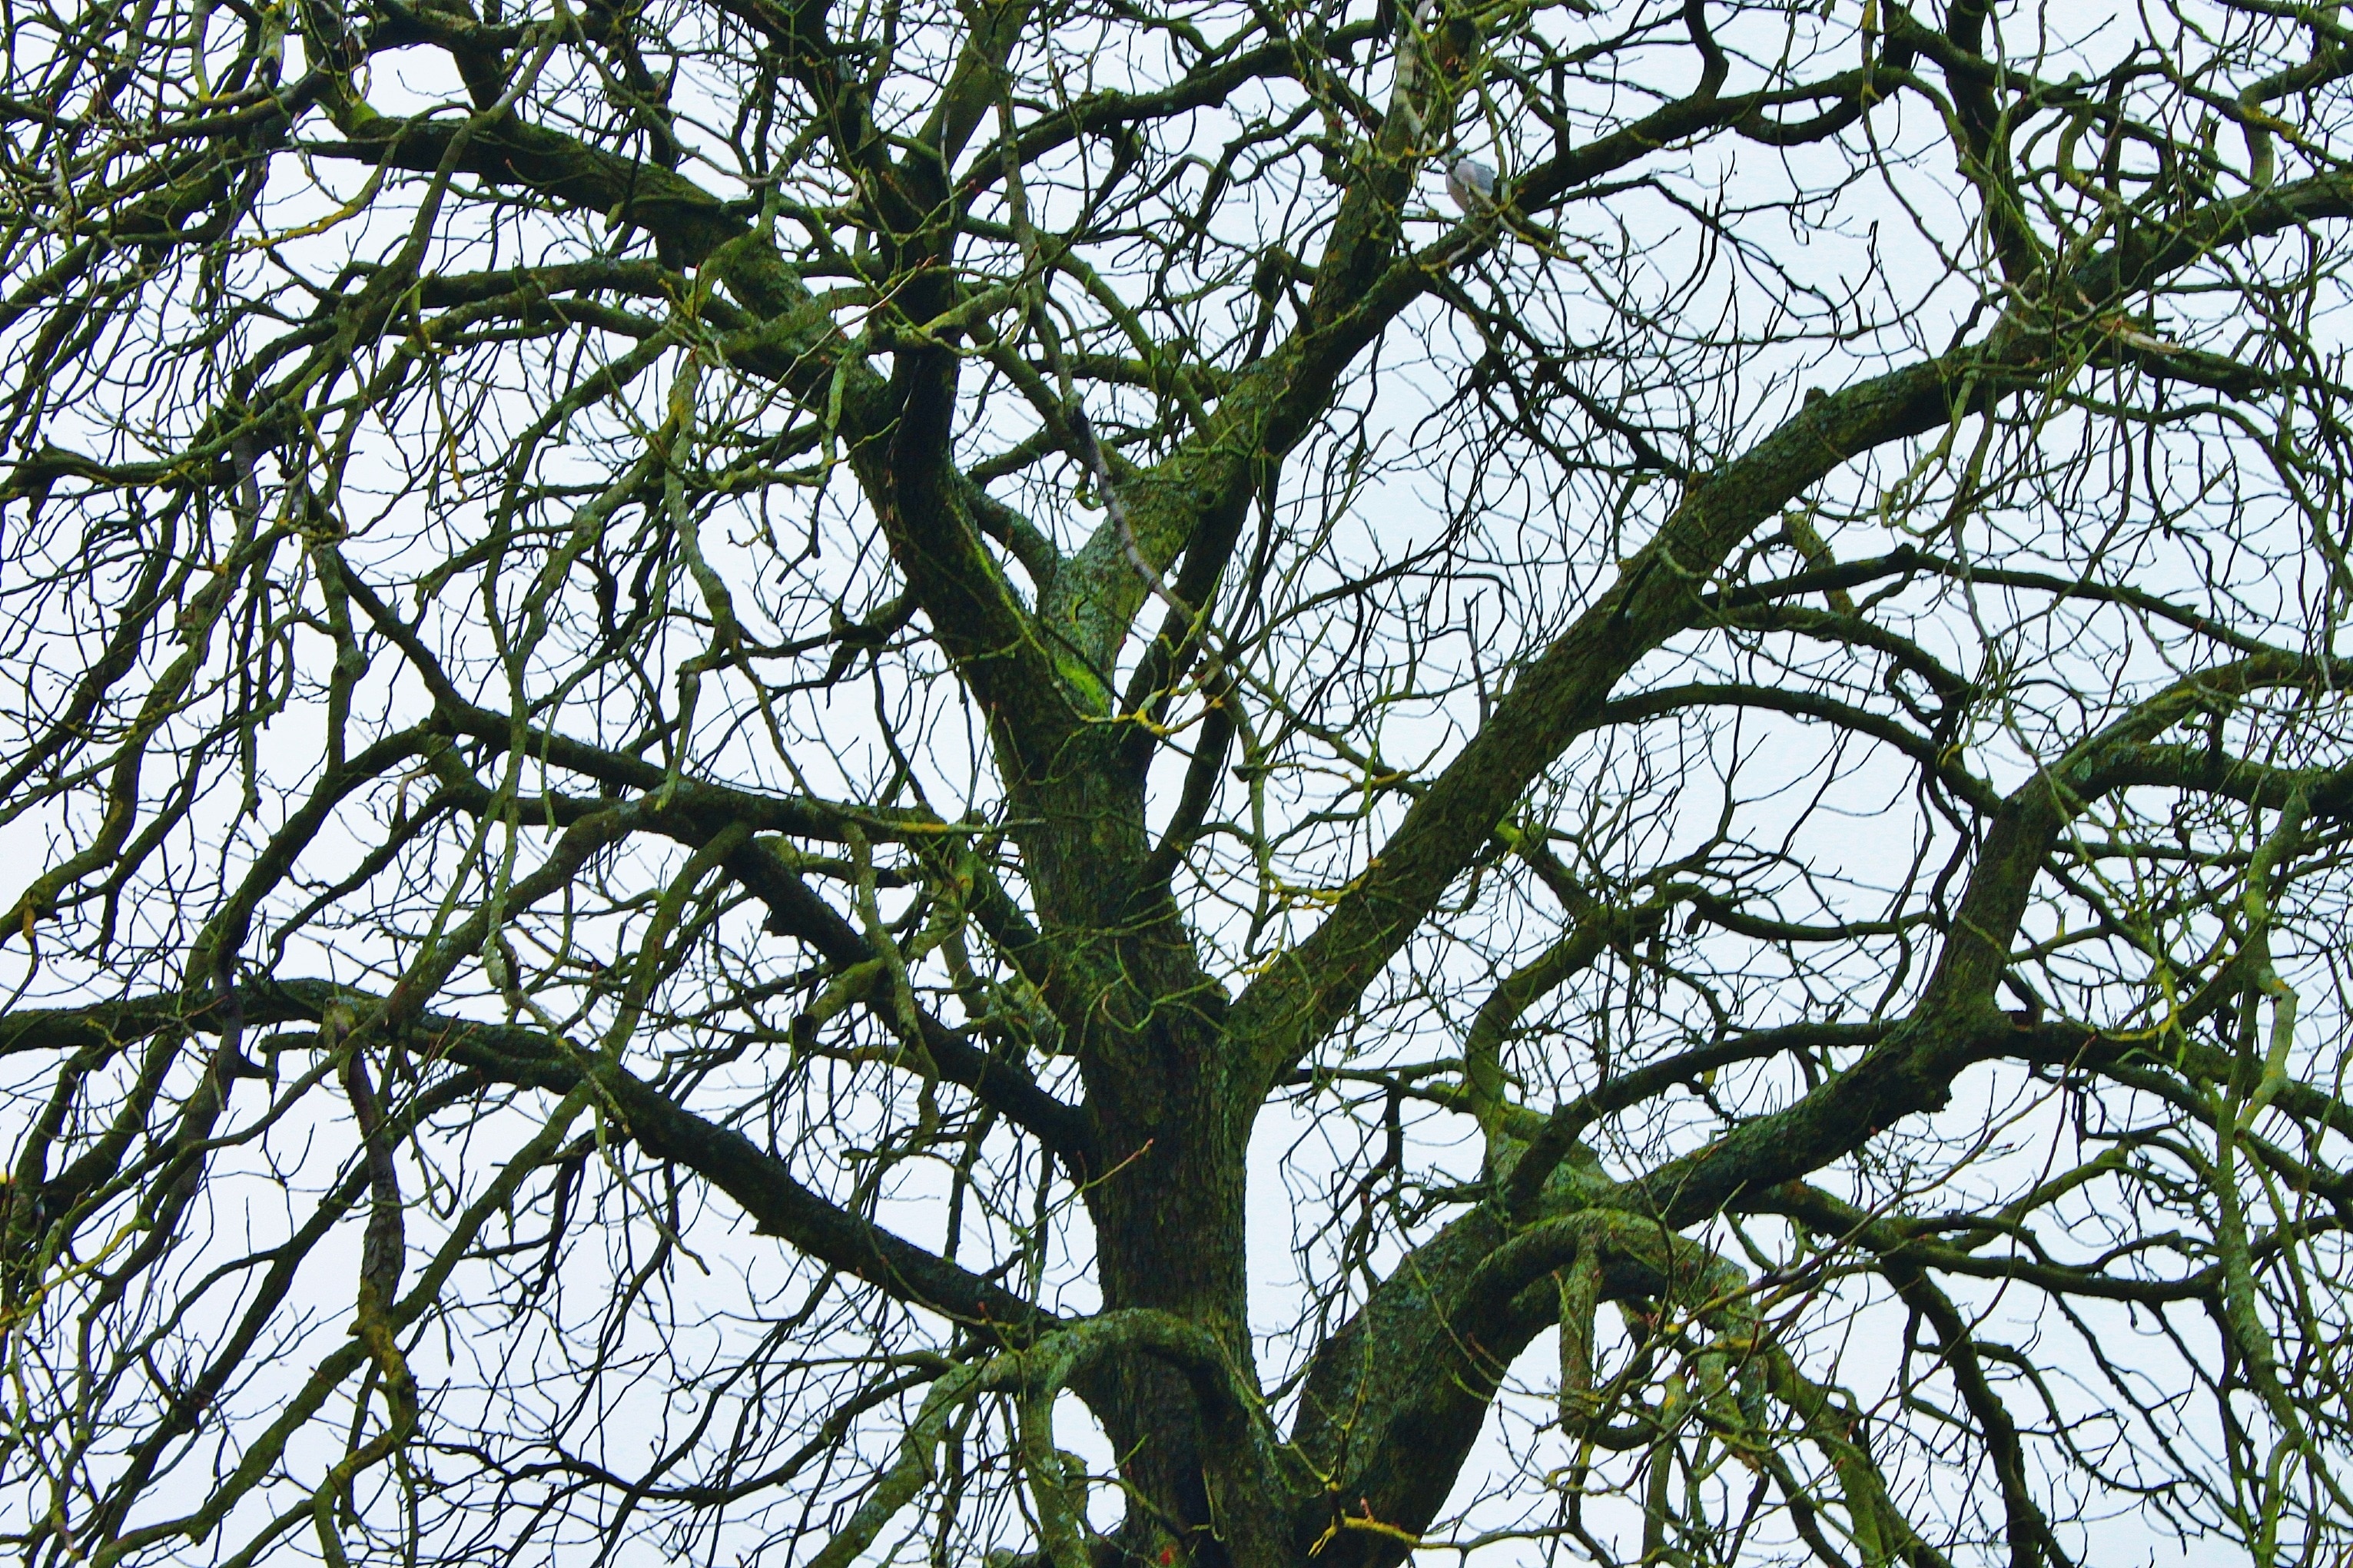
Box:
left=1445, top=157, right=1497, bottom=214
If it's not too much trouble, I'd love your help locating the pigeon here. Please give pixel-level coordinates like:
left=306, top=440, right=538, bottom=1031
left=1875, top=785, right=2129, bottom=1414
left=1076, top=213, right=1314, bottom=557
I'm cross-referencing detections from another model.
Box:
left=1445, top=157, right=1497, bottom=214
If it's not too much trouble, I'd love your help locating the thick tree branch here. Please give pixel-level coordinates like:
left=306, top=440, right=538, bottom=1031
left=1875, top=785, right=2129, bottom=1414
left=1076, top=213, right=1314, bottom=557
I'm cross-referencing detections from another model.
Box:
left=0, top=983, right=1065, bottom=1334
left=1227, top=171, right=2353, bottom=1098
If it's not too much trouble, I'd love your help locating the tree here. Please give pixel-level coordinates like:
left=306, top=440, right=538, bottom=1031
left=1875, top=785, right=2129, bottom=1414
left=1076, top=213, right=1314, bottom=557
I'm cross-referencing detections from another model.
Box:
left=8, top=0, right=2353, bottom=1560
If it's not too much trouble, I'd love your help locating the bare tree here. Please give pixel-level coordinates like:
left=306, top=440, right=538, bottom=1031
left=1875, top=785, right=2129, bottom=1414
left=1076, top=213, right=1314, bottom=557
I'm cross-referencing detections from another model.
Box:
left=6, top=0, right=2353, bottom=1562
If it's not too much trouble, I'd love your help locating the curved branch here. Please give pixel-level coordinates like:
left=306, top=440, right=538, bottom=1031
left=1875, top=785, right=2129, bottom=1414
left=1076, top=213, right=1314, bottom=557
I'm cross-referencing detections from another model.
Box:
left=1228, top=169, right=2353, bottom=1099
left=0, top=983, right=1066, bottom=1336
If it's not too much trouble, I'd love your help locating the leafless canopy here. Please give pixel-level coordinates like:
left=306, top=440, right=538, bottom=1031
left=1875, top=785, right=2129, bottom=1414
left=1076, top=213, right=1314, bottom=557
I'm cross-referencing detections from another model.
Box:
left=8, top=0, right=2353, bottom=1563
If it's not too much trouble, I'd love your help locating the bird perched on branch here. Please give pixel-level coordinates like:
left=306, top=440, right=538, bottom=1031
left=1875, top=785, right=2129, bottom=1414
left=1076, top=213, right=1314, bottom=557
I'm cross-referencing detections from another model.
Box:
left=1428, top=11, right=1481, bottom=75
left=1445, top=157, right=1498, bottom=213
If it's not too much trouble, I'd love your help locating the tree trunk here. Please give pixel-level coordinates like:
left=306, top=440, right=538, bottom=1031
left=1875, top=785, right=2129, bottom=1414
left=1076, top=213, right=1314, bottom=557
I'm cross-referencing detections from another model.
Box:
left=1077, top=921, right=1259, bottom=1563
